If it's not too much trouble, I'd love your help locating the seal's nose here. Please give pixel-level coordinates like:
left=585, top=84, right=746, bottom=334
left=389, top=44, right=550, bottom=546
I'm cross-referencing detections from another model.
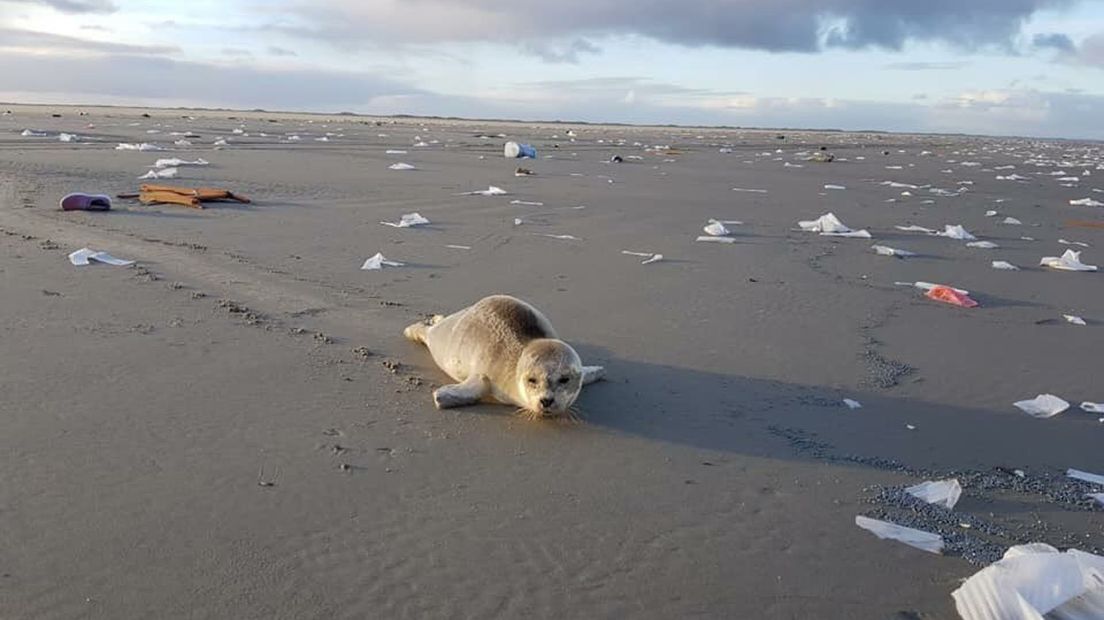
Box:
left=539, top=396, right=555, bottom=408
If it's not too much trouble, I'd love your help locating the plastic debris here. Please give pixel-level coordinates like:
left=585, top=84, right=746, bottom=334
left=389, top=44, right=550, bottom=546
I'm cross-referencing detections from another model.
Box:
left=952, top=543, right=1104, bottom=620
left=703, top=219, right=741, bottom=236
left=937, top=225, right=977, bottom=241
left=510, top=200, right=544, bottom=206
left=991, top=261, right=1020, bottom=271
left=1001, top=217, right=1023, bottom=225
left=60, top=193, right=111, bottom=212
left=985, top=210, right=999, bottom=217
left=68, top=248, right=134, bottom=266
left=459, top=186, right=508, bottom=196
left=388, top=162, right=416, bottom=171
left=1040, top=250, right=1098, bottom=272
left=926, top=285, right=979, bottom=308
left=380, top=213, right=430, bottom=228
left=1070, top=197, right=1104, bottom=207
left=843, top=398, right=862, bottom=410
left=622, top=250, right=663, bottom=265
left=695, top=236, right=737, bottom=244
left=905, top=479, right=962, bottom=510
left=1013, top=394, right=1070, bottom=418
left=1064, top=315, right=1087, bottom=326
left=533, top=233, right=579, bottom=241
left=385, top=149, right=407, bottom=155
left=360, top=253, right=404, bottom=270
left=872, top=245, right=917, bottom=257
left=899, top=281, right=970, bottom=295
left=798, top=213, right=871, bottom=238
left=854, top=516, right=943, bottom=554
left=732, top=187, right=768, bottom=193
left=504, top=141, right=537, bottom=159
left=823, top=184, right=846, bottom=190
left=116, top=143, right=163, bottom=151
left=966, top=241, right=999, bottom=249
left=154, top=158, right=207, bottom=168
left=21, top=129, right=48, bottom=137
left=1080, top=402, right=1104, bottom=414
left=139, top=168, right=178, bottom=180
left=1059, top=239, right=1091, bottom=248
left=1068, top=469, right=1104, bottom=485
left=896, top=225, right=937, bottom=234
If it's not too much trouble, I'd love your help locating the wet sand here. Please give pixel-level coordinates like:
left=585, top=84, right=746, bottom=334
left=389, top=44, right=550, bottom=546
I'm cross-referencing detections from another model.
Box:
left=1, top=103, right=1102, bottom=618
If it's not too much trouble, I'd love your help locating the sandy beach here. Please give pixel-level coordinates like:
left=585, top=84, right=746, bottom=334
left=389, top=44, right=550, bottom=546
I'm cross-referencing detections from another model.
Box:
left=1, top=103, right=1102, bottom=619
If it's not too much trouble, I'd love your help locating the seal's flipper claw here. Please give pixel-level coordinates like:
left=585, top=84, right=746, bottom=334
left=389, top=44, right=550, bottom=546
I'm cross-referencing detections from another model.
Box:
left=403, top=321, right=429, bottom=343
left=581, top=365, right=606, bottom=385
left=432, top=375, right=489, bottom=409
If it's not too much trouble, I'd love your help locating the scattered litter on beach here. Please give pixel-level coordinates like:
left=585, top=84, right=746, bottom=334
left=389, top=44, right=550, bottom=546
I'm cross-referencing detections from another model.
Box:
left=703, top=219, right=741, bottom=236
left=732, top=187, right=768, bottom=193
left=20, top=129, right=48, bottom=137
left=798, top=213, right=871, bottom=237
left=60, top=193, right=111, bottom=212
left=823, top=184, right=846, bottom=190
left=533, top=233, right=580, bottom=241
left=695, top=236, right=737, bottom=244
left=991, top=261, right=1019, bottom=271
left=1064, top=314, right=1087, bottom=326
left=937, top=225, right=976, bottom=241
left=1059, top=239, right=1091, bottom=248
left=361, top=253, right=404, bottom=270
left=388, top=162, right=416, bottom=171
left=843, top=398, right=862, bottom=410
left=1013, top=394, right=1070, bottom=418
left=385, top=149, right=407, bottom=155
left=1040, top=250, right=1098, bottom=272
left=459, top=186, right=508, bottom=196
left=966, top=241, right=999, bottom=249
left=622, top=250, right=663, bottom=264
left=952, top=544, right=1104, bottom=620
left=1079, top=402, right=1104, bottom=414
left=854, top=516, right=943, bottom=554
left=139, top=168, right=178, bottom=180
left=896, top=225, right=937, bottom=234
left=904, top=479, right=962, bottom=510
left=926, top=285, right=979, bottom=308
left=380, top=213, right=430, bottom=228
left=510, top=200, right=544, bottom=206
left=872, top=245, right=916, bottom=257
left=504, top=141, right=536, bottom=159
left=68, top=248, right=134, bottom=267
left=116, top=143, right=163, bottom=151
left=1070, top=197, right=1104, bottom=207
left=154, top=158, right=208, bottom=168
left=445, top=245, right=471, bottom=250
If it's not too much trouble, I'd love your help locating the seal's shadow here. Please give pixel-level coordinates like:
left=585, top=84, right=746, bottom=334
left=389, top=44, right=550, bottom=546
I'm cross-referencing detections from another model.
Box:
left=568, top=344, right=1104, bottom=474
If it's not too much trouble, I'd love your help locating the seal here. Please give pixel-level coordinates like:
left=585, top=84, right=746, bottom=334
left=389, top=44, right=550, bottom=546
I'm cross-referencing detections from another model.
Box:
left=404, top=295, right=604, bottom=418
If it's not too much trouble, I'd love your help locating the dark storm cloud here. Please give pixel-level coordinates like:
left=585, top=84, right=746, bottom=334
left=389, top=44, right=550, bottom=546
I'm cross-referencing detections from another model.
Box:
left=290, top=0, right=1076, bottom=52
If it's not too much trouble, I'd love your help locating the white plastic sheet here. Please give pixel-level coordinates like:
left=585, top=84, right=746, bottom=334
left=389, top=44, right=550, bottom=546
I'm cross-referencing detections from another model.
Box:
left=388, top=162, right=416, bottom=171
left=459, top=186, right=508, bottom=196
left=622, top=250, right=663, bottom=265
left=967, top=241, right=1000, bottom=249
left=992, top=261, right=1020, bottom=271
left=1080, top=402, right=1104, bottom=414
left=1013, top=394, right=1070, bottom=418
left=116, top=143, right=163, bottom=151
left=937, top=225, right=977, bottom=241
left=798, top=213, right=871, bottom=238
left=1070, top=198, right=1104, bottom=207
left=154, top=158, right=208, bottom=168
left=695, top=236, right=737, bottom=244
left=360, top=253, right=404, bottom=270
left=843, top=398, right=862, bottom=409
left=1040, top=250, right=1098, bottom=272
left=1067, top=469, right=1104, bottom=486
left=139, top=167, right=178, bottom=180
left=1064, top=315, right=1087, bottom=326
left=380, top=213, right=429, bottom=228
left=68, top=248, right=134, bottom=267
left=854, top=516, right=943, bottom=554
left=905, top=479, right=962, bottom=510
left=872, top=245, right=917, bottom=257
left=952, top=544, right=1104, bottom=620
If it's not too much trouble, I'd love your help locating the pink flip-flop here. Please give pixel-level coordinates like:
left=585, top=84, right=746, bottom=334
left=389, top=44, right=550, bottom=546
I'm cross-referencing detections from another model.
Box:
left=60, top=193, right=112, bottom=211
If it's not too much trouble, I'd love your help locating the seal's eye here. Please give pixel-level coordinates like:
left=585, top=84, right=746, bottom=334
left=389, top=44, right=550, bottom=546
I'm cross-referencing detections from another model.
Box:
left=527, top=377, right=538, bottom=386
left=557, top=376, right=570, bottom=385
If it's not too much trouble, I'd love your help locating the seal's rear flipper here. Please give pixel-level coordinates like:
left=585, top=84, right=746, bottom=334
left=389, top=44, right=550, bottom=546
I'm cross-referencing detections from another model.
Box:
left=433, top=375, right=489, bottom=409
left=581, top=366, right=606, bottom=385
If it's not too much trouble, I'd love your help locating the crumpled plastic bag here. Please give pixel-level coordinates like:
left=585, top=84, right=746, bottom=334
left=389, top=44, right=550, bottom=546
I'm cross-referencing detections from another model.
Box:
left=703, top=219, right=741, bottom=236
left=1013, top=394, right=1070, bottom=418
left=1080, top=402, right=1104, bottom=414
left=458, top=186, right=508, bottom=196
left=905, top=479, right=962, bottom=509
left=854, top=516, right=943, bottom=554
left=360, top=253, right=404, bottom=270
left=381, top=213, right=430, bottom=228
left=872, top=245, right=916, bottom=257
left=798, top=213, right=871, bottom=238
left=992, top=261, right=1020, bottom=271
left=1041, top=250, right=1098, bottom=272
left=926, top=285, right=979, bottom=308
left=68, top=248, right=134, bottom=266
left=937, top=224, right=977, bottom=240
left=139, top=168, right=178, bottom=180
left=952, top=543, right=1104, bottom=620
left=967, top=241, right=999, bottom=249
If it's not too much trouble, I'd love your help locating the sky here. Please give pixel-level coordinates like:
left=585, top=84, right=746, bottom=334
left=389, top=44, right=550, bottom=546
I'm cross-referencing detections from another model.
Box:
left=1, top=0, right=1103, bottom=139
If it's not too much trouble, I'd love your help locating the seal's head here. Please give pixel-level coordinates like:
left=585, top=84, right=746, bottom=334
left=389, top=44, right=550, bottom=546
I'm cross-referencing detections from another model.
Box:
left=516, top=339, right=583, bottom=417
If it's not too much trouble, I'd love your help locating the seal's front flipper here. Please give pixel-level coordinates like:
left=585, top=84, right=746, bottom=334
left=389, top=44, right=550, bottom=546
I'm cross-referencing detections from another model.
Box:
left=433, top=375, right=489, bottom=409
left=581, top=365, right=606, bottom=386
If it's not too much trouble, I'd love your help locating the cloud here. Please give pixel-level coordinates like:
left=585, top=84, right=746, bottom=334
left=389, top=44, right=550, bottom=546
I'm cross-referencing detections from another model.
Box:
left=0, top=50, right=423, bottom=110
left=222, top=47, right=253, bottom=57
left=883, top=61, right=969, bottom=71
left=1033, top=32, right=1076, bottom=53
left=0, top=27, right=179, bottom=55
left=280, top=0, right=1076, bottom=52
left=4, top=0, right=116, bottom=13
left=1077, top=32, right=1104, bottom=67
left=519, top=38, right=601, bottom=64
left=267, top=45, right=298, bottom=57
